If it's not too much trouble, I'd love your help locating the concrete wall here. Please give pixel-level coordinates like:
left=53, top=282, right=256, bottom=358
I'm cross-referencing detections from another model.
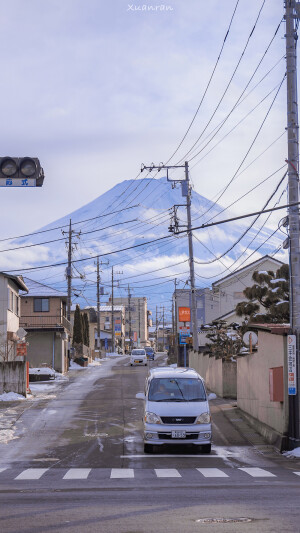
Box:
left=0, top=362, right=26, bottom=396
left=237, top=331, right=288, bottom=436
left=189, top=351, right=237, bottom=398
left=26, top=331, right=67, bottom=373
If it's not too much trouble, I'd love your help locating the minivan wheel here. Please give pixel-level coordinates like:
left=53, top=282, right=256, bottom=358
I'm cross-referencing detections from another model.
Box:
left=144, top=443, right=154, bottom=454
left=201, top=444, right=211, bottom=454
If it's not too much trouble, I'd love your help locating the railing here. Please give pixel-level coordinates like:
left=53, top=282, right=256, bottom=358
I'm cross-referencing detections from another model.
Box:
left=20, top=315, right=72, bottom=334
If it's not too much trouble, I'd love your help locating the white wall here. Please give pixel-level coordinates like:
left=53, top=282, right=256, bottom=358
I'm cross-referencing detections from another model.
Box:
left=237, top=331, right=288, bottom=435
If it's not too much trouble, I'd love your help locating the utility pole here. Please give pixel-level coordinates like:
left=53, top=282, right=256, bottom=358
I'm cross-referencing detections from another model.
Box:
left=141, top=161, right=199, bottom=352
left=156, top=304, right=158, bottom=350
left=67, top=219, right=72, bottom=323
left=286, top=0, right=300, bottom=446
left=174, top=278, right=178, bottom=363
left=162, top=305, right=165, bottom=352
left=138, top=299, right=141, bottom=347
left=97, top=257, right=101, bottom=351
left=128, top=285, right=132, bottom=351
left=111, top=267, right=115, bottom=353
left=185, top=161, right=199, bottom=352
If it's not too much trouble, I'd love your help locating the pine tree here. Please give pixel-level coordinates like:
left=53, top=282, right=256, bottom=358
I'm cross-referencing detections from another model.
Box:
left=83, top=312, right=90, bottom=346
left=236, top=264, right=289, bottom=323
left=204, top=320, right=242, bottom=359
left=73, top=304, right=83, bottom=345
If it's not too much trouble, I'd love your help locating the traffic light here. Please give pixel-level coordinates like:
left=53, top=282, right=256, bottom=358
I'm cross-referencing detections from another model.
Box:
left=0, top=157, right=44, bottom=186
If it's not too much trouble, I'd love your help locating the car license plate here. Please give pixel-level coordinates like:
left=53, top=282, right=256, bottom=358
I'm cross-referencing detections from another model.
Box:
left=134, top=360, right=141, bottom=363
left=171, top=430, right=186, bottom=439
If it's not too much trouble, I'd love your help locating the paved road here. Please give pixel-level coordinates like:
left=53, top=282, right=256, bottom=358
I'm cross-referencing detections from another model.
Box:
left=0, top=354, right=300, bottom=532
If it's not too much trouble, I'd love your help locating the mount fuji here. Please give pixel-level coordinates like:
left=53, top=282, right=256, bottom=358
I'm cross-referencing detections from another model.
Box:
left=0, top=177, right=286, bottom=311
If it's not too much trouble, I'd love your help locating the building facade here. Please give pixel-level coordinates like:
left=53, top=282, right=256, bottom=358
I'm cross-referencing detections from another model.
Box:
left=20, top=278, right=72, bottom=373
left=0, top=272, right=28, bottom=362
left=112, top=296, right=149, bottom=348
left=84, top=305, right=125, bottom=353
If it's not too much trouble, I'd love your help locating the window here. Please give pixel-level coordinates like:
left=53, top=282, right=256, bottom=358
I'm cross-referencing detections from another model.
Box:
left=8, top=289, right=19, bottom=316
left=34, top=298, right=49, bottom=312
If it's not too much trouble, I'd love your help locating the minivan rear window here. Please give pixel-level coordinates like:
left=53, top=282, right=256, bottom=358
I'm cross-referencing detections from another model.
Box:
left=148, top=377, right=206, bottom=402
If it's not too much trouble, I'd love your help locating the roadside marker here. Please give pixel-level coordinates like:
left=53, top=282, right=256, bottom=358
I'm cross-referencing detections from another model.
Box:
left=155, top=469, right=181, bottom=478
left=238, top=467, right=276, bottom=478
left=15, top=468, right=49, bottom=480
left=197, top=468, right=229, bottom=478
left=63, top=469, right=91, bottom=480
left=110, top=468, right=134, bottom=479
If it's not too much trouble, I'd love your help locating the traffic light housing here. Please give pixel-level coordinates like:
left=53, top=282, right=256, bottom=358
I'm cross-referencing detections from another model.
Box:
left=0, top=157, right=44, bottom=186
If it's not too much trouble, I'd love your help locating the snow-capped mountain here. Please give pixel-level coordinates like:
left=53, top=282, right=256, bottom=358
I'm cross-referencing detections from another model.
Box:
left=0, top=177, right=286, bottom=309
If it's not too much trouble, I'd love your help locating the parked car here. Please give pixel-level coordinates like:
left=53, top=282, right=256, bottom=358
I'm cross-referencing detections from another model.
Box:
left=130, top=349, right=147, bottom=366
left=142, top=367, right=212, bottom=454
left=145, top=347, right=155, bottom=361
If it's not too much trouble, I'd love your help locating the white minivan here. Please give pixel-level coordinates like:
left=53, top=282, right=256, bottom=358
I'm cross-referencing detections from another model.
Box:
left=130, top=349, right=147, bottom=366
left=143, top=367, right=212, bottom=453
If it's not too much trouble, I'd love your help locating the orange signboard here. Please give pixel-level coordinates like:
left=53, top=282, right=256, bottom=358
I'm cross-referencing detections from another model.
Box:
left=178, top=307, right=191, bottom=322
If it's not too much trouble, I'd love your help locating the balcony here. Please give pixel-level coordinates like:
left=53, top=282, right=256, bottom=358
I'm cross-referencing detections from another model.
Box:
left=20, top=315, right=73, bottom=334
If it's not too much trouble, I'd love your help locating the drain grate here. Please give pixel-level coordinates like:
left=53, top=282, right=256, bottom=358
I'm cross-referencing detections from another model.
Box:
left=196, top=517, right=252, bottom=524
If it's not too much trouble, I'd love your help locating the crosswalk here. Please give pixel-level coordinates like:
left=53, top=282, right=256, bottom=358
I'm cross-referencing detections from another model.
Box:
left=0, top=466, right=299, bottom=482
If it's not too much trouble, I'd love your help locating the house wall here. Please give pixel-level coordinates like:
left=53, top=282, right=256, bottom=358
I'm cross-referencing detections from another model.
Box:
left=21, top=296, right=63, bottom=318
left=213, top=258, right=283, bottom=319
left=237, top=330, right=288, bottom=436
left=26, top=331, right=67, bottom=373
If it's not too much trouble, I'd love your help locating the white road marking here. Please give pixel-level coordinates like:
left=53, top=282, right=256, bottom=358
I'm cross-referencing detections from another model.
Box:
left=197, top=468, right=229, bottom=478
left=238, top=467, right=276, bottom=478
left=155, top=469, right=181, bottom=478
left=0, top=468, right=7, bottom=473
left=15, top=468, right=49, bottom=480
left=119, top=454, right=233, bottom=458
left=63, top=469, right=91, bottom=480
left=293, top=472, right=300, bottom=476
left=110, top=468, right=134, bottom=479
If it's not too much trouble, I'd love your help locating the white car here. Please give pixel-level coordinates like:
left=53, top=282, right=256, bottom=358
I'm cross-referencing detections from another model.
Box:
left=143, top=367, right=212, bottom=453
left=130, top=349, right=147, bottom=366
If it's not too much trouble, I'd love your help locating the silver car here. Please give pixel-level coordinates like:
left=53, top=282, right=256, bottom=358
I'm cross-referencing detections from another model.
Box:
left=143, top=367, right=212, bottom=453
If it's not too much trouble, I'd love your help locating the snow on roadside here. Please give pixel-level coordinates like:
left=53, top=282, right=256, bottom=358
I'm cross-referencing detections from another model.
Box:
left=0, top=392, right=26, bottom=402
left=283, top=447, right=300, bottom=458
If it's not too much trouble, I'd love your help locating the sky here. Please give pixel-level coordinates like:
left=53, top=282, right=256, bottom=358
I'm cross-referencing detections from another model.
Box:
left=0, top=0, right=287, bottom=238
left=0, top=0, right=292, bottom=316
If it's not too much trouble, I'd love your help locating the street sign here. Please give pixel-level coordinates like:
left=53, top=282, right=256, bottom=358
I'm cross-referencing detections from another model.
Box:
left=287, top=334, right=297, bottom=395
left=16, top=342, right=27, bottom=356
left=179, top=326, right=190, bottom=345
left=178, top=307, right=191, bottom=322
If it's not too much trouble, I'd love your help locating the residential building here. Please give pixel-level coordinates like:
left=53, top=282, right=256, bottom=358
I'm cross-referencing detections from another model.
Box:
left=83, top=305, right=125, bottom=353
left=211, top=255, right=284, bottom=321
left=20, top=278, right=72, bottom=373
left=112, top=296, right=149, bottom=348
left=0, top=272, right=28, bottom=362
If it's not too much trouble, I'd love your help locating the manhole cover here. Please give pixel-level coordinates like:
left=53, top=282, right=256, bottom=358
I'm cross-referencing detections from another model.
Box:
left=196, top=518, right=252, bottom=524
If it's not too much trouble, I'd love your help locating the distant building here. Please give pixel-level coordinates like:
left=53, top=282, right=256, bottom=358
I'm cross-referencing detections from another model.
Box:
left=112, top=296, right=149, bottom=348
left=83, top=305, right=125, bottom=353
left=20, top=278, right=72, bottom=373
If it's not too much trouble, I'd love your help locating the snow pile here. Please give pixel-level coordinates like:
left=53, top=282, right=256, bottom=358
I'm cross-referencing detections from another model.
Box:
left=29, top=367, right=56, bottom=376
left=0, top=391, right=26, bottom=401
left=283, top=447, right=300, bottom=458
